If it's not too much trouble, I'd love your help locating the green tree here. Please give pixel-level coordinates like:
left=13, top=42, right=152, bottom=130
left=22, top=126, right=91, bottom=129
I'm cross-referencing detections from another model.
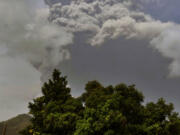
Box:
left=21, top=70, right=180, bottom=135
left=21, top=69, right=83, bottom=135
left=75, top=82, right=145, bottom=135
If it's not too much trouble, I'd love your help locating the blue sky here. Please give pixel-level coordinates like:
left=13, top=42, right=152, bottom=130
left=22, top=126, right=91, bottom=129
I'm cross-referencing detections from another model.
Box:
left=141, top=0, right=180, bottom=23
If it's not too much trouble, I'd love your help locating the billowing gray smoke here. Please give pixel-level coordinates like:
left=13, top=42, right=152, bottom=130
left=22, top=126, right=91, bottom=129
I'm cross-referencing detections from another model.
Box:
left=44, top=0, right=180, bottom=77
left=1, top=0, right=180, bottom=121
left=1, top=0, right=180, bottom=81
left=0, top=0, right=73, bottom=82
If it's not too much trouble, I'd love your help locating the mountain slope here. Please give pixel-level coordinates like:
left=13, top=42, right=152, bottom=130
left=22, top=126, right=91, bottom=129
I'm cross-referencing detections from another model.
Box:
left=0, top=114, right=31, bottom=135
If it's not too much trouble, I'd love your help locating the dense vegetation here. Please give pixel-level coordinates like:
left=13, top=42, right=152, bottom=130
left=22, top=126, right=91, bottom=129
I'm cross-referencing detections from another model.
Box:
left=21, top=69, right=180, bottom=135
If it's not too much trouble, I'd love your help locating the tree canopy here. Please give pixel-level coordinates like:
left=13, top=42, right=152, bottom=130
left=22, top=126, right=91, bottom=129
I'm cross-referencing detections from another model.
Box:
left=21, top=69, right=180, bottom=135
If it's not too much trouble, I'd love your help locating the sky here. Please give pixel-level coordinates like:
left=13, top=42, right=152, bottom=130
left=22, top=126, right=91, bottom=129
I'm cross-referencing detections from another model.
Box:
left=0, top=0, right=180, bottom=121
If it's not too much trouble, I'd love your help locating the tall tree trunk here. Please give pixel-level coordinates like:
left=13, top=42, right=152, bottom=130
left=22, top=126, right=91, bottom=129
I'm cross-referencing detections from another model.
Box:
left=2, top=123, right=7, bottom=135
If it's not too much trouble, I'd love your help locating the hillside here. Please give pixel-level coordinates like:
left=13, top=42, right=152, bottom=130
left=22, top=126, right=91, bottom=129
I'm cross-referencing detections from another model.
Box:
left=0, top=114, right=31, bottom=135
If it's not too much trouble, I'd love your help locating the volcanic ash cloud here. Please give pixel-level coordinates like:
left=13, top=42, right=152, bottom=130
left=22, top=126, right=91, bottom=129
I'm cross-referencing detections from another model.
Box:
left=45, top=0, right=180, bottom=77
left=0, top=0, right=74, bottom=81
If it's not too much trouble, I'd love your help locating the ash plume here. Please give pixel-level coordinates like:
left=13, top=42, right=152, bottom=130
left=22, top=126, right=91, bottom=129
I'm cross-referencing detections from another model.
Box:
left=0, top=0, right=73, bottom=82
left=2, top=0, right=180, bottom=79
left=44, top=0, right=180, bottom=77
left=1, top=0, right=180, bottom=121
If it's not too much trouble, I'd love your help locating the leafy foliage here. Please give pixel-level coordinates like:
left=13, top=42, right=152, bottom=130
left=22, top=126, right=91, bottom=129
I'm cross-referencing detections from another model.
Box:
left=21, top=70, right=180, bottom=135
